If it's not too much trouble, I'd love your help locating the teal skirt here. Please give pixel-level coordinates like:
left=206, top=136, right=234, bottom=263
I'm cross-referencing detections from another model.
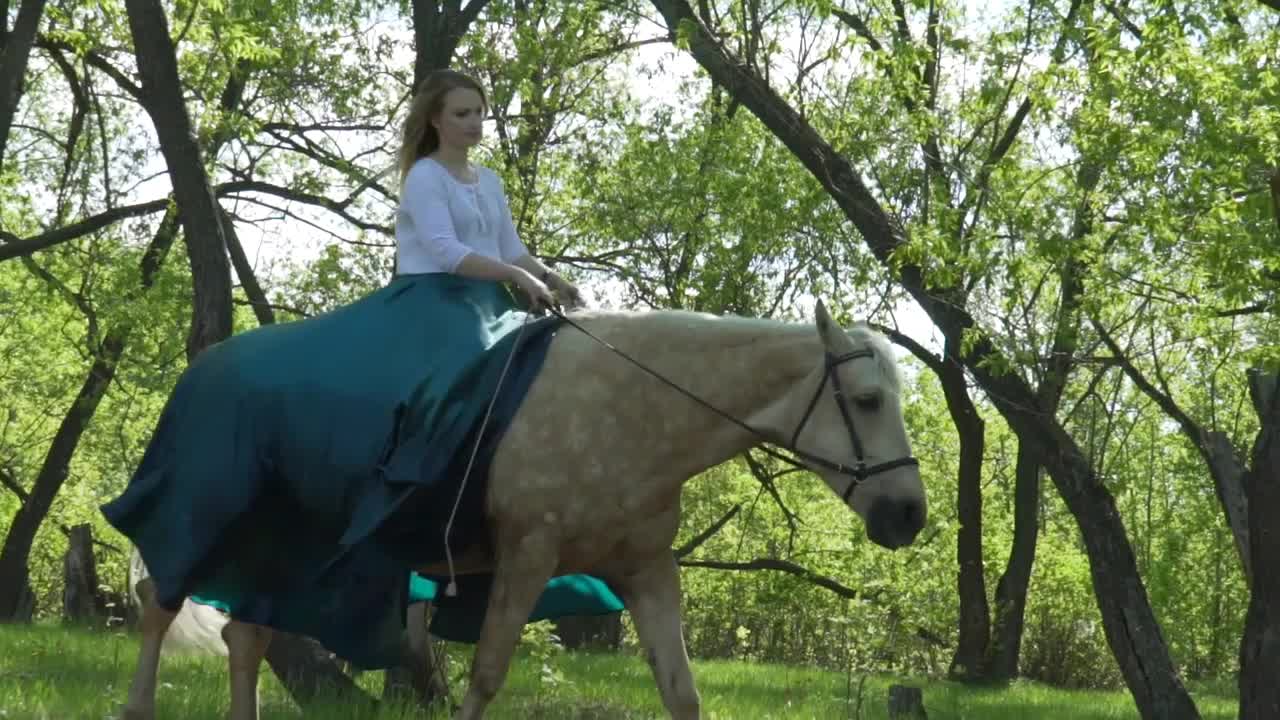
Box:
left=101, top=274, right=622, bottom=668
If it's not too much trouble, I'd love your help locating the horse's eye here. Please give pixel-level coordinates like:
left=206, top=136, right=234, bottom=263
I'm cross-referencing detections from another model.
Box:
left=854, top=395, right=881, bottom=412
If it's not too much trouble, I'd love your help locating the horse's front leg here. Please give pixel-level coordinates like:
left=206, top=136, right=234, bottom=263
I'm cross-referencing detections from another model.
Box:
left=453, top=531, right=558, bottom=720
left=615, top=552, right=701, bottom=720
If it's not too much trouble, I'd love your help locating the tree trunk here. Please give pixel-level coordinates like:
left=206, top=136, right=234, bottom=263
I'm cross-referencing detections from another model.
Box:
left=982, top=200, right=1082, bottom=682
left=124, top=0, right=232, bottom=362
left=0, top=0, right=46, bottom=167
left=121, top=4, right=374, bottom=706
left=985, top=440, right=1040, bottom=681
left=62, top=523, right=106, bottom=624
left=1238, top=370, right=1280, bottom=720
left=644, top=3, right=1200, bottom=716
left=0, top=205, right=178, bottom=622
left=876, top=329, right=991, bottom=683
left=411, top=0, right=492, bottom=87
left=0, top=331, right=126, bottom=620
left=1198, top=430, right=1252, bottom=582
left=940, top=344, right=989, bottom=681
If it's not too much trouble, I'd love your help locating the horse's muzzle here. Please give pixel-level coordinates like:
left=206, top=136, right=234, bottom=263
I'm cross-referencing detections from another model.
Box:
left=866, top=496, right=926, bottom=550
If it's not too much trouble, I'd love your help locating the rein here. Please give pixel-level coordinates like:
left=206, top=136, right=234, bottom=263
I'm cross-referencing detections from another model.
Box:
left=544, top=305, right=919, bottom=502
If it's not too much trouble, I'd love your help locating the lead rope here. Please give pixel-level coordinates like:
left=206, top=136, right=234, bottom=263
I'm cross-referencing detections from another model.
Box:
left=439, top=307, right=537, bottom=597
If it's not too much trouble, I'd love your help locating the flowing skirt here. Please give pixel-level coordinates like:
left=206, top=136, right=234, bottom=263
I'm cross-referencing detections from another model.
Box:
left=102, top=274, right=621, bottom=668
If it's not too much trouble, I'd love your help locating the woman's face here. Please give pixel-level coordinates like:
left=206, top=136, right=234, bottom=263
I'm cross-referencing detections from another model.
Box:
left=432, top=87, right=486, bottom=151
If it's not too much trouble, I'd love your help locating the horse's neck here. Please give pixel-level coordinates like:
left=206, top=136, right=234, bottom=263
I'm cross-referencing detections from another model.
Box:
left=582, top=310, right=820, bottom=470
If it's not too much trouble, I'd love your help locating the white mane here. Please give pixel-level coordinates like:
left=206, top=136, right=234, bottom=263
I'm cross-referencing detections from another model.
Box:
left=564, top=307, right=902, bottom=392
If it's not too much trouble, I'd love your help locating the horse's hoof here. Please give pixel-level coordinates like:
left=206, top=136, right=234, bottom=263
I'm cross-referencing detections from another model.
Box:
left=120, top=707, right=154, bottom=720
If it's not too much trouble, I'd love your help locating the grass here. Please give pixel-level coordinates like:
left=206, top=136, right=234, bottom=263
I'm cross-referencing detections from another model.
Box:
left=0, top=622, right=1239, bottom=719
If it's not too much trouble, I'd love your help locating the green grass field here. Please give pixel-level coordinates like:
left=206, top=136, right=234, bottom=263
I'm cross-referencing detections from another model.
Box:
left=0, top=623, right=1238, bottom=719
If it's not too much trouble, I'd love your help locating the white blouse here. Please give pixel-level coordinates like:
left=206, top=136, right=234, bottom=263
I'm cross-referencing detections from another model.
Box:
left=394, top=157, right=529, bottom=274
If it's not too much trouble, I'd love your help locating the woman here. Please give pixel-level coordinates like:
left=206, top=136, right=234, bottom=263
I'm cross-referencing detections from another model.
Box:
left=101, top=68, right=620, bottom=684
left=395, top=68, right=583, bottom=310
left=388, top=68, right=622, bottom=649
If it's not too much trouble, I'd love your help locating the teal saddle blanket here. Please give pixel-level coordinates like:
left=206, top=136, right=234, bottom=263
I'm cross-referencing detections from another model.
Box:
left=100, top=274, right=622, bottom=668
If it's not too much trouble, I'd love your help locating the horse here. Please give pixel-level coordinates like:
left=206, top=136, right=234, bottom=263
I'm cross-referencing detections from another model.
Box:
left=116, top=298, right=924, bottom=720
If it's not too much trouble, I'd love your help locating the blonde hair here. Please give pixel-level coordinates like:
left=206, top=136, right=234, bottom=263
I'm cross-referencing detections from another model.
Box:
left=397, top=69, right=489, bottom=187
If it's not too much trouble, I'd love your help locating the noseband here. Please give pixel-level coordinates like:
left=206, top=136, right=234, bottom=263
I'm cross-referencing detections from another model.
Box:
left=545, top=308, right=919, bottom=502
left=786, top=350, right=921, bottom=503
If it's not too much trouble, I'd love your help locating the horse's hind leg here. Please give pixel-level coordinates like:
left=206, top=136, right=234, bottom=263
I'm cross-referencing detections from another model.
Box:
left=223, top=620, right=272, bottom=720
left=454, top=532, right=558, bottom=720
left=615, top=552, right=701, bottom=720
left=122, top=578, right=177, bottom=720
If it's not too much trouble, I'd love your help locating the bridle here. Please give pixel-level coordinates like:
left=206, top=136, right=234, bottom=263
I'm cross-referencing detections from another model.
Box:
left=543, top=307, right=920, bottom=502
left=788, top=349, right=921, bottom=502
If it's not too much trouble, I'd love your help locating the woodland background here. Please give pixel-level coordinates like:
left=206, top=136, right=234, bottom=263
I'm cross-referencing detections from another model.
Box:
left=0, top=1, right=1278, bottom=718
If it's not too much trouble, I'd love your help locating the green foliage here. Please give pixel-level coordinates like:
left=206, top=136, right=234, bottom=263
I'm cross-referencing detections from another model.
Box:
left=1, top=0, right=1274, bottom=705
left=0, top=623, right=1242, bottom=718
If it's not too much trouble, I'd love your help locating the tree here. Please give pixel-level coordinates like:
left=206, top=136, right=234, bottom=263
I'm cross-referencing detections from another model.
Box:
left=644, top=0, right=1203, bottom=715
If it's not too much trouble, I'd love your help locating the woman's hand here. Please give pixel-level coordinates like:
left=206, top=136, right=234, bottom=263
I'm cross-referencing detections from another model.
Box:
left=509, top=267, right=556, bottom=310
left=547, top=273, right=585, bottom=309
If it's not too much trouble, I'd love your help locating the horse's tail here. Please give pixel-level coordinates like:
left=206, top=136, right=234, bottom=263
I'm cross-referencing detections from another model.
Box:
left=128, top=546, right=229, bottom=656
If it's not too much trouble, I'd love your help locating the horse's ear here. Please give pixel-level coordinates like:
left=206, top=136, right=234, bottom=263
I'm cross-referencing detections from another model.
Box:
left=815, top=299, right=838, bottom=349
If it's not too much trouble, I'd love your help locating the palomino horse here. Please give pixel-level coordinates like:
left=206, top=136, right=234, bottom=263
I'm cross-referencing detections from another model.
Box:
left=120, top=300, right=924, bottom=720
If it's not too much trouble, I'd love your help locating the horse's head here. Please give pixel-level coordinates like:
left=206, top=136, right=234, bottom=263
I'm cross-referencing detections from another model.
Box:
left=789, top=301, right=926, bottom=550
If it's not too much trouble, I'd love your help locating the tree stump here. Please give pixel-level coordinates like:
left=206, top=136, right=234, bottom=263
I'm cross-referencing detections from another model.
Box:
left=888, top=684, right=927, bottom=719
left=264, top=630, right=377, bottom=712
left=383, top=602, right=448, bottom=708
left=62, top=523, right=106, bottom=623
left=13, top=579, right=35, bottom=622
left=553, top=612, right=622, bottom=651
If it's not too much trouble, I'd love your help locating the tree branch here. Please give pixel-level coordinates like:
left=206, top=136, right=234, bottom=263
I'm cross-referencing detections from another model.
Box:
left=1101, top=0, right=1143, bottom=39
left=219, top=179, right=393, bottom=235
left=678, top=557, right=872, bottom=601
left=742, top=452, right=801, bottom=537
left=873, top=322, right=945, bottom=375
left=572, top=35, right=671, bottom=67
left=831, top=9, right=883, bottom=53
left=0, top=465, right=28, bottom=503
left=962, top=0, right=1083, bottom=234
left=233, top=297, right=312, bottom=318
left=0, top=198, right=171, bottom=262
left=1217, top=303, right=1271, bottom=318
left=45, top=46, right=87, bottom=210
left=35, top=36, right=142, bottom=100
left=0, top=173, right=398, bottom=264
left=0, top=0, right=49, bottom=166
left=19, top=255, right=99, bottom=349
left=673, top=504, right=740, bottom=559
left=1092, top=318, right=1200, bottom=439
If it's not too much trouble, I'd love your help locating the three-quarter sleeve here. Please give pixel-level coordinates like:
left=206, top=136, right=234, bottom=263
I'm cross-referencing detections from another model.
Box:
left=400, top=161, right=473, bottom=272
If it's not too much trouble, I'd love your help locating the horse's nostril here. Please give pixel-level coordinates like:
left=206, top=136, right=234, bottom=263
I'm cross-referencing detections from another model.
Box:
left=867, top=497, right=925, bottom=549
left=902, top=501, right=925, bottom=532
